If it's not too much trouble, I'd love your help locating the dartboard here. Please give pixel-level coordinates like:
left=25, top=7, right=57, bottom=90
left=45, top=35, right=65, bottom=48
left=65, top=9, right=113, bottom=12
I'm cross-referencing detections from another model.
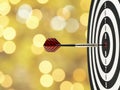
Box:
left=87, top=0, right=120, bottom=90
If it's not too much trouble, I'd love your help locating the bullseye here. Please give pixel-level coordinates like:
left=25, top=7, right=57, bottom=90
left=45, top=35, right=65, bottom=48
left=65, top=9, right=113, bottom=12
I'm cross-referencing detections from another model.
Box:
left=102, top=32, right=110, bottom=57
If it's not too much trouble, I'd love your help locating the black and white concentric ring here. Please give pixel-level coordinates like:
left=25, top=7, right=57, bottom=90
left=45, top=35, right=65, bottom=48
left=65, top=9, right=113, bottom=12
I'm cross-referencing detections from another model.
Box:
left=88, top=0, right=120, bottom=90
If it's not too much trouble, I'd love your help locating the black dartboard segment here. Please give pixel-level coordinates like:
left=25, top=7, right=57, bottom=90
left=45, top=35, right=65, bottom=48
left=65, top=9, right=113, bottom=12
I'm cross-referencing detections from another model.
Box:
left=87, top=0, right=120, bottom=90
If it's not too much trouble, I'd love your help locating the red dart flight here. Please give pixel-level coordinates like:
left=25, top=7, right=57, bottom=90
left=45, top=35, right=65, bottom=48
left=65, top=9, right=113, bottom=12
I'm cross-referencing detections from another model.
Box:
left=44, top=38, right=61, bottom=52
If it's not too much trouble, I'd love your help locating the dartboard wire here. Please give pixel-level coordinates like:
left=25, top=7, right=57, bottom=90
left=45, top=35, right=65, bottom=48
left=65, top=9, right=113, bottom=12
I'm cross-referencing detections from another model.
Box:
left=104, top=1, right=108, bottom=89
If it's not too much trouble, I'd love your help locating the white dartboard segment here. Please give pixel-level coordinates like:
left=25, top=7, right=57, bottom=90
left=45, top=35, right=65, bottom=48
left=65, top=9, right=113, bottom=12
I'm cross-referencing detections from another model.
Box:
left=87, top=0, right=120, bottom=90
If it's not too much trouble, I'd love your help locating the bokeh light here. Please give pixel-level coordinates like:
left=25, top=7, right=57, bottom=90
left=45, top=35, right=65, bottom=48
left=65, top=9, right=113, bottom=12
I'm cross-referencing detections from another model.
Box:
left=57, top=8, right=71, bottom=20
left=39, top=60, right=53, bottom=74
left=73, top=68, right=86, bottom=82
left=65, top=18, right=80, bottom=33
left=3, top=41, right=16, bottom=54
left=33, top=34, right=46, bottom=47
left=60, top=81, right=73, bottom=90
left=26, top=15, right=40, bottom=29
left=51, top=16, right=66, bottom=31
left=80, top=13, right=89, bottom=27
left=52, top=68, right=65, bottom=82
left=0, top=1, right=11, bottom=15
left=1, top=75, right=13, bottom=88
left=40, top=74, right=54, bottom=87
left=37, top=0, right=49, bottom=4
left=26, top=16, right=39, bottom=29
left=32, top=9, right=43, bottom=21
left=64, top=5, right=75, bottom=12
left=3, top=27, right=16, bottom=40
left=72, top=83, right=84, bottom=90
left=16, top=4, right=32, bottom=23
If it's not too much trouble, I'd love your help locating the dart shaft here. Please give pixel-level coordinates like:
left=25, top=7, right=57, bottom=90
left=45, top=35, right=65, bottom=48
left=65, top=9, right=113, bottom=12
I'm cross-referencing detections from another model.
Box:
left=60, top=44, right=103, bottom=47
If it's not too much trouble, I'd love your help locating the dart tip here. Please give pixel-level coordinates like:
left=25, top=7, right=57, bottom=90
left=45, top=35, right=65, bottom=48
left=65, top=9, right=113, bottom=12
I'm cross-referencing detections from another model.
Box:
left=103, top=43, right=108, bottom=49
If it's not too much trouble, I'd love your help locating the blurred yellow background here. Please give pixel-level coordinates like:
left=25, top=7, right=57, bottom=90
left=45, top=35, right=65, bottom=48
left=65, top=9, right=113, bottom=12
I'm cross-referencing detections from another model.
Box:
left=0, top=0, right=91, bottom=90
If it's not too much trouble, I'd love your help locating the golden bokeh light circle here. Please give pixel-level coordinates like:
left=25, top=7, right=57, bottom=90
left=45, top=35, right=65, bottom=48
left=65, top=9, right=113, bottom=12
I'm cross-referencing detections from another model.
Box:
left=72, top=83, right=84, bottom=90
left=80, top=13, right=89, bottom=27
left=66, top=18, right=80, bottom=33
left=3, top=41, right=16, bottom=54
left=32, top=9, right=43, bottom=21
left=51, top=16, right=66, bottom=31
left=39, top=60, right=53, bottom=74
left=40, top=74, right=54, bottom=87
left=73, top=68, right=86, bottom=82
left=33, top=34, right=46, bottom=48
left=26, top=16, right=40, bottom=30
left=60, top=81, right=73, bottom=90
left=52, top=68, right=66, bottom=82
left=57, top=8, right=71, bottom=20
left=0, top=1, right=11, bottom=15
left=1, top=75, right=13, bottom=88
left=3, top=27, right=16, bottom=40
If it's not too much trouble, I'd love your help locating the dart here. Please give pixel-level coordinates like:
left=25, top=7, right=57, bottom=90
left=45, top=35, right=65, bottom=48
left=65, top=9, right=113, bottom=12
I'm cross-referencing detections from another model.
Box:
left=44, top=38, right=104, bottom=52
